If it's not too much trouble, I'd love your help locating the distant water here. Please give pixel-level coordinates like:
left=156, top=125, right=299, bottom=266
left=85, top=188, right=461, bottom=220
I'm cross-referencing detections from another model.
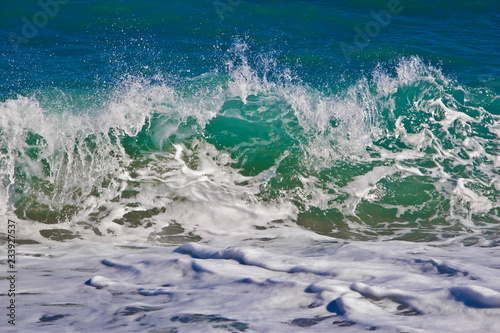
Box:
left=1, top=0, right=499, bottom=243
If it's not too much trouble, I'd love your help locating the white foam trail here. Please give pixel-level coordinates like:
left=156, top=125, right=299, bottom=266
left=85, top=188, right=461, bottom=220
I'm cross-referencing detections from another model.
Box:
left=342, top=166, right=397, bottom=215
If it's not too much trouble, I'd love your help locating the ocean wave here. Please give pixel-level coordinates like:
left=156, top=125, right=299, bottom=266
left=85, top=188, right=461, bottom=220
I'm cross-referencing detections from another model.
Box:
left=1, top=43, right=499, bottom=243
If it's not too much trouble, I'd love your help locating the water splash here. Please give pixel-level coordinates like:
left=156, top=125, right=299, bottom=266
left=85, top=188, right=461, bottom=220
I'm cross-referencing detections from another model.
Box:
left=1, top=44, right=498, bottom=243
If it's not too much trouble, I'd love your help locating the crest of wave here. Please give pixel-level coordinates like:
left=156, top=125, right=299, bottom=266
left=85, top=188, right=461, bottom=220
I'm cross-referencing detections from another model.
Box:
left=0, top=75, right=224, bottom=221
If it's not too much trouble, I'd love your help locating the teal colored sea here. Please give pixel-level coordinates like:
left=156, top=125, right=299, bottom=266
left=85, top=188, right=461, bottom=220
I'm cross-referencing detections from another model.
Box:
left=1, top=2, right=500, bottom=332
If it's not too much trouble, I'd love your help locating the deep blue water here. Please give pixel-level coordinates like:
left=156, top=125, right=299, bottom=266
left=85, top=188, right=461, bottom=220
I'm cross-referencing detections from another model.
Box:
left=2, top=0, right=499, bottom=94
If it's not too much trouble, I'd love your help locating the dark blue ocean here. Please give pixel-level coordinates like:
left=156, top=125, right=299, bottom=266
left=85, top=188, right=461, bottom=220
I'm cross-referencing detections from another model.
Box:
left=2, top=0, right=499, bottom=91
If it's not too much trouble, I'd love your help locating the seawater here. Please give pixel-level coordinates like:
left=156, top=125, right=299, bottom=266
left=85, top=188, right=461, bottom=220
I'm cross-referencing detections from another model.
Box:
left=0, top=0, right=499, bottom=244
left=2, top=2, right=500, bottom=333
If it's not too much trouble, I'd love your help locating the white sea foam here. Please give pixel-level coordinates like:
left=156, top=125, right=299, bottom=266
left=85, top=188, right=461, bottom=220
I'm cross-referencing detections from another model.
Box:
left=3, top=235, right=500, bottom=332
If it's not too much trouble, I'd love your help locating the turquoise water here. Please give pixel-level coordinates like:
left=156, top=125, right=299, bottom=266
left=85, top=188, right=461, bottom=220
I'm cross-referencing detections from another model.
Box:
left=1, top=0, right=499, bottom=242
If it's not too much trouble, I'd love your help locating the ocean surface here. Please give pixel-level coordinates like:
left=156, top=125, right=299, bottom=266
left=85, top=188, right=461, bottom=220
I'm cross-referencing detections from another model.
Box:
left=1, top=1, right=500, bottom=332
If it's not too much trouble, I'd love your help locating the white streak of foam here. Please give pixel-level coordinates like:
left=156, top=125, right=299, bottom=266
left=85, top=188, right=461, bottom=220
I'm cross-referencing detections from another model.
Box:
left=452, top=178, right=494, bottom=216
left=429, top=98, right=475, bottom=130
left=341, top=166, right=397, bottom=215
left=396, top=164, right=423, bottom=176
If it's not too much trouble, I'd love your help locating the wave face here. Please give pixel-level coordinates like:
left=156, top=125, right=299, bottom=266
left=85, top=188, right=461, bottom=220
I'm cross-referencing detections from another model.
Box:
left=1, top=0, right=499, bottom=244
left=1, top=43, right=499, bottom=243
